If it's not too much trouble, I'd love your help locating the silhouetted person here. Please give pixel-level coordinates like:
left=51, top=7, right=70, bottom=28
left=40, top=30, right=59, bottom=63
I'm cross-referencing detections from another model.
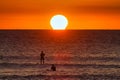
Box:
left=51, top=64, right=56, bottom=71
left=40, top=51, right=45, bottom=64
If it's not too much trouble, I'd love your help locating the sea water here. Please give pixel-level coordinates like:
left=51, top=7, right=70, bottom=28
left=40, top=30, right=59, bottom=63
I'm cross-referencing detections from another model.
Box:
left=0, top=30, right=120, bottom=80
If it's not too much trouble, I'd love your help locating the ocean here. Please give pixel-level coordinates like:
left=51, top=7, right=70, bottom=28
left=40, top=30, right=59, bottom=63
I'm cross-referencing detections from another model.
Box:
left=0, top=30, right=120, bottom=80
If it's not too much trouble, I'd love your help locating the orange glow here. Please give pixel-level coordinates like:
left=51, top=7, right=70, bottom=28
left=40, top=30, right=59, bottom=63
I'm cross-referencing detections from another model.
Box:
left=0, top=0, right=120, bottom=29
left=53, top=52, right=72, bottom=64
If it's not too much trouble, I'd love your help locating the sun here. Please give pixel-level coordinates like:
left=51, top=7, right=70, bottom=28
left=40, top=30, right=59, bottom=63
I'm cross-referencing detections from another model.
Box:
left=50, top=14, right=68, bottom=30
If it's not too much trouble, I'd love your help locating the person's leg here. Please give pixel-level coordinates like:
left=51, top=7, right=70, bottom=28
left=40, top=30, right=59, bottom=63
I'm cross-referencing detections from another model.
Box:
left=43, top=58, right=45, bottom=64
left=41, top=58, right=43, bottom=64
left=43, top=59, right=44, bottom=64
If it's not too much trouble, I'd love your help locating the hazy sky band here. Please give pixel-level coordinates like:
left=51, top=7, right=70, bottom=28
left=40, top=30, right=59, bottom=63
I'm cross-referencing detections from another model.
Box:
left=1, top=0, right=120, bottom=14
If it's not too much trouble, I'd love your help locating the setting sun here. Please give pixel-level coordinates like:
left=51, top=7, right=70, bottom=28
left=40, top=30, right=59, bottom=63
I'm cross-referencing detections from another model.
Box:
left=50, top=15, right=68, bottom=30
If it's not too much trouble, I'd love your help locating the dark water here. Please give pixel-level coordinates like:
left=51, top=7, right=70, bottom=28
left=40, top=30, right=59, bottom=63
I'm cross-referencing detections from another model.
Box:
left=0, top=30, right=120, bottom=80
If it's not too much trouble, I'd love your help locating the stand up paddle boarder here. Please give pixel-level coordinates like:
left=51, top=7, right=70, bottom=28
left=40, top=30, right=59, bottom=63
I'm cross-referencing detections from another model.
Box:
left=40, top=51, right=45, bottom=64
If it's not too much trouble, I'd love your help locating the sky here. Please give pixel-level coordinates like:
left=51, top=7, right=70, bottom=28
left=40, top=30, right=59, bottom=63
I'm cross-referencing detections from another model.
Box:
left=0, top=0, right=120, bottom=29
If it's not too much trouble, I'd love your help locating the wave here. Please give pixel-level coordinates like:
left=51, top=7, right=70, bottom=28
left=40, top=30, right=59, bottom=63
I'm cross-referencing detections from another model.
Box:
left=0, top=63, right=120, bottom=68
left=2, top=56, right=120, bottom=61
left=0, top=74, right=120, bottom=80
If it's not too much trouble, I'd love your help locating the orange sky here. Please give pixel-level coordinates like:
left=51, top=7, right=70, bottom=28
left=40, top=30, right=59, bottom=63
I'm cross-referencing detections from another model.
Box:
left=0, top=0, right=120, bottom=29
